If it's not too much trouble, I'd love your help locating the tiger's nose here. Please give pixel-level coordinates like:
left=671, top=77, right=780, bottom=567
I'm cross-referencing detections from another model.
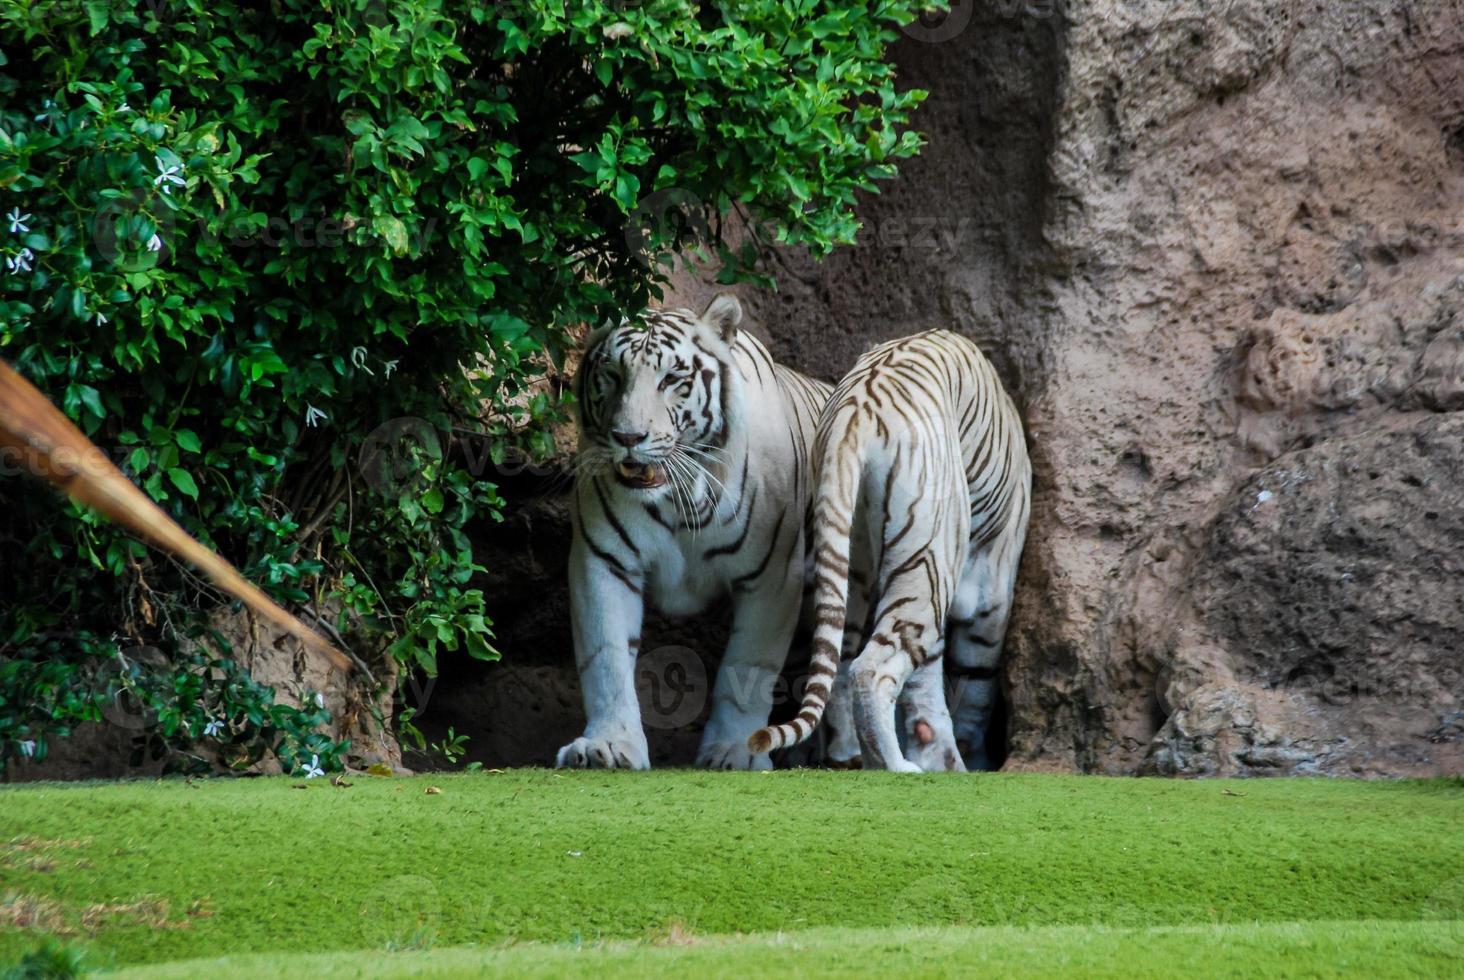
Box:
left=611, top=430, right=648, bottom=447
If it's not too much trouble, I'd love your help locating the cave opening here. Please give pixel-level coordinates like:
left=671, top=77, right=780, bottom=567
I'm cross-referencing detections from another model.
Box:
left=986, top=683, right=1012, bottom=771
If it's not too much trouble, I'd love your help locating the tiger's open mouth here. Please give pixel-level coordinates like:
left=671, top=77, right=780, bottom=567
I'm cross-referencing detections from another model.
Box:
left=614, top=459, right=667, bottom=490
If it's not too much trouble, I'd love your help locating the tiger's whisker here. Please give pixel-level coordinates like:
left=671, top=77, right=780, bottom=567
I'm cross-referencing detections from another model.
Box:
left=667, top=454, right=698, bottom=537
left=674, top=447, right=727, bottom=506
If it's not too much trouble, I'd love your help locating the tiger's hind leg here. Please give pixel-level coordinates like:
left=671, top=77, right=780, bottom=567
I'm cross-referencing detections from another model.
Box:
left=899, top=657, right=966, bottom=772
left=850, top=596, right=943, bottom=773
left=849, top=637, right=919, bottom=772
left=947, top=513, right=1026, bottom=771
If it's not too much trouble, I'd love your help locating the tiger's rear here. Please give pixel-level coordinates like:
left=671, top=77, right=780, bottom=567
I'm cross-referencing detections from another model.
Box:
left=749, top=330, right=1030, bottom=772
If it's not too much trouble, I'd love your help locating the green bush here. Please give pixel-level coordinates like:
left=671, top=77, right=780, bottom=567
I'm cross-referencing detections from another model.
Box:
left=0, top=0, right=932, bottom=772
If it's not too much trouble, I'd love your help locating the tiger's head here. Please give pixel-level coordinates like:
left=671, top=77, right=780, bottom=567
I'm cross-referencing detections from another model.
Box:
left=577, top=293, right=743, bottom=494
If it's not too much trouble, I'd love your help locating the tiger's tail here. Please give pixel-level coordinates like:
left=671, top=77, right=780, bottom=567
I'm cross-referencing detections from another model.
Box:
left=747, top=408, right=868, bottom=754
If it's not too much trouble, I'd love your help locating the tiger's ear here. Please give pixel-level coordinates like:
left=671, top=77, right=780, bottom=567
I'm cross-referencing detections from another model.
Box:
left=701, top=293, right=742, bottom=343
left=584, top=316, right=618, bottom=349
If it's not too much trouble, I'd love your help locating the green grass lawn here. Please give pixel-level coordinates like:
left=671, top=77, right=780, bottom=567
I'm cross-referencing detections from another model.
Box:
left=1, top=772, right=1460, bottom=977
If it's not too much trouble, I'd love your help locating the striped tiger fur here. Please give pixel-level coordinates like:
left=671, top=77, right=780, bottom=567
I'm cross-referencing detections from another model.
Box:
left=556, top=294, right=831, bottom=770
left=748, top=330, right=1030, bottom=772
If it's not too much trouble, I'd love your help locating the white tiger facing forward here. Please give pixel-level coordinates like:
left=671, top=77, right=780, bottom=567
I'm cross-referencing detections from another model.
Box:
left=557, top=294, right=831, bottom=770
left=750, top=330, right=1030, bottom=772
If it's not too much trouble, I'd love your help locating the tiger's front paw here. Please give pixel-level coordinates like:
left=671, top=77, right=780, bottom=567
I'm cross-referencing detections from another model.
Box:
left=696, top=740, right=772, bottom=771
left=555, top=732, right=650, bottom=770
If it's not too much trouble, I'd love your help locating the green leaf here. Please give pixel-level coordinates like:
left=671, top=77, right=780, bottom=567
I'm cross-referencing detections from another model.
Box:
left=464, top=630, right=497, bottom=662
left=373, top=215, right=409, bottom=255
left=174, top=429, right=203, bottom=453
left=422, top=488, right=445, bottom=515
left=168, top=468, right=199, bottom=499
left=85, top=1, right=109, bottom=35
left=75, top=385, right=105, bottom=420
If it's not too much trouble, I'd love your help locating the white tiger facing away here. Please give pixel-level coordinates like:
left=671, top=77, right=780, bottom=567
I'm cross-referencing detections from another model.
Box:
left=749, top=330, right=1030, bottom=772
left=557, top=294, right=831, bottom=770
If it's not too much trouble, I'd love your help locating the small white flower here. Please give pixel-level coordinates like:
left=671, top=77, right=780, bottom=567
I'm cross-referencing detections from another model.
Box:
left=153, top=156, right=185, bottom=195
left=1256, top=490, right=1274, bottom=505
left=118, top=102, right=131, bottom=113
left=203, top=718, right=224, bottom=737
left=95, top=311, right=108, bottom=326
left=6, top=248, right=34, bottom=274
left=145, top=233, right=163, bottom=252
left=302, top=754, right=325, bottom=779
left=313, top=692, right=325, bottom=709
left=6, top=208, right=31, bottom=234
left=304, top=404, right=328, bottom=428
left=34, top=100, right=53, bottom=123
left=383, top=360, right=399, bottom=379
left=18, top=740, right=36, bottom=758
left=350, top=346, right=375, bottom=375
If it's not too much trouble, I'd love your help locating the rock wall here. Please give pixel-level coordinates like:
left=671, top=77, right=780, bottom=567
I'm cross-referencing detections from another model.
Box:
left=442, top=0, right=1464, bottom=776
left=1003, top=0, right=1464, bottom=776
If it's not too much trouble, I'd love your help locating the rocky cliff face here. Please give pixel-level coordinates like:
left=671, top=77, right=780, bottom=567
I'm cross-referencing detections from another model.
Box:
left=442, top=0, right=1464, bottom=777
left=1007, top=0, right=1463, bottom=777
